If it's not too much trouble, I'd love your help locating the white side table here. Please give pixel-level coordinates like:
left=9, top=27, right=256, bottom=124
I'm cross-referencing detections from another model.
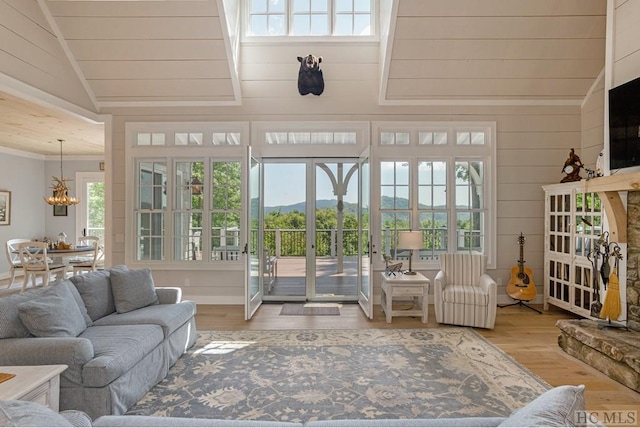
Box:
left=380, top=271, right=430, bottom=323
left=0, top=365, right=67, bottom=411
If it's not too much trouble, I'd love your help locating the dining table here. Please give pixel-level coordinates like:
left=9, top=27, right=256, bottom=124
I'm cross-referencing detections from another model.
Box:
left=45, top=245, right=96, bottom=264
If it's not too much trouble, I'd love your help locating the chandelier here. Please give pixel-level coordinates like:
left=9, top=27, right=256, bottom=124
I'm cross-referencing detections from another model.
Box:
left=44, top=139, right=80, bottom=206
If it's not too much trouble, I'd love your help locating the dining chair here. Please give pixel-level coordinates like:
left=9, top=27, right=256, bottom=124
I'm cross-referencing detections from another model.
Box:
left=17, top=241, right=68, bottom=292
left=71, top=236, right=104, bottom=275
left=4, top=238, right=30, bottom=288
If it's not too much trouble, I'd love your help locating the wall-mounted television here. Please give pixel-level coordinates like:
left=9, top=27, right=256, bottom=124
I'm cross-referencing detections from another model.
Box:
left=609, top=75, right=640, bottom=171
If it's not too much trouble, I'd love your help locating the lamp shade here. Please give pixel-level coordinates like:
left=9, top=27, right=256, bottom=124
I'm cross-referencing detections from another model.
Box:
left=397, top=231, right=423, bottom=250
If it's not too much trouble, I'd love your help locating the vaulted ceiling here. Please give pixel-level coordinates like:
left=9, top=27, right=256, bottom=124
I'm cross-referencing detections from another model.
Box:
left=0, top=0, right=607, bottom=155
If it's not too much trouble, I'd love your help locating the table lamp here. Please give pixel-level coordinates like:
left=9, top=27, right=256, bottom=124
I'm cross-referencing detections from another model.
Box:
left=397, top=230, right=423, bottom=275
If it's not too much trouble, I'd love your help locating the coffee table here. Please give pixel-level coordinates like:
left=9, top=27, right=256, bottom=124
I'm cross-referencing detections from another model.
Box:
left=0, top=365, right=67, bottom=411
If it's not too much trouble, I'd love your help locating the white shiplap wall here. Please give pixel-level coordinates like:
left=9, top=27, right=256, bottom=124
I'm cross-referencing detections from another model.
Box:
left=582, top=71, right=606, bottom=170
left=612, top=0, right=640, bottom=87
left=0, top=0, right=95, bottom=111
left=105, top=102, right=579, bottom=305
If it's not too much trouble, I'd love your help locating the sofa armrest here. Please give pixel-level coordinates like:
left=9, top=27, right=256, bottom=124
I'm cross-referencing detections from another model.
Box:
left=0, top=337, right=94, bottom=368
left=61, top=410, right=93, bottom=427
left=156, top=287, right=182, bottom=304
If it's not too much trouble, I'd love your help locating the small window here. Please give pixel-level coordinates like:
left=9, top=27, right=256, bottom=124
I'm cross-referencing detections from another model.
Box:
left=335, top=0, right=372, bottom=35
left=175, top=133, right=203, bottom=146
left=249, top=0, right=286, bottom=36
left=136, top=133, right=165, bottom=146
left=457, top=131, right=485, bottom=145
left=380, top=132, right=410, bottom=145
left=212, top=132, right=240, bottom=145
left=419, top=132, right=447, bottom=145
left=292, top=0, right=329, bottom=35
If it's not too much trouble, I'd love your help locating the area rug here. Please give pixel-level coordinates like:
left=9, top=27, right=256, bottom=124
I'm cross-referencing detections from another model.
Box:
left=280, top=303, right=341, bottom=316
left=127, top=329, right=550, bottom=423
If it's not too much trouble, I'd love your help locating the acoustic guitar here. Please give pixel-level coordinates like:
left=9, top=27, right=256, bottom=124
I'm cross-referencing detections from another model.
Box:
left=506, top=233, right=537, bottom=301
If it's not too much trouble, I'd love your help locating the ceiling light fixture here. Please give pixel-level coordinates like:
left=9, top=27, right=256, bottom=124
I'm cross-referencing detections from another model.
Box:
left=44, top=139, right=80, bottom=206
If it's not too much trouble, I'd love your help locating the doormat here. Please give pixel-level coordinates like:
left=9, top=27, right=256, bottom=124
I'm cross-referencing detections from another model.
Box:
left=279, top=303, right=340, bottom=316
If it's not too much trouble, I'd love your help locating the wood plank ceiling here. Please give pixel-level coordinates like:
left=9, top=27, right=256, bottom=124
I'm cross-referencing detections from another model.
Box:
left=0, top=0, right=607, bottom=155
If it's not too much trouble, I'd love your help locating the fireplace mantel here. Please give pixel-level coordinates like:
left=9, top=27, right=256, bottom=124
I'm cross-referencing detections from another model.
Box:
left=579, top=172, right=640, bottom=243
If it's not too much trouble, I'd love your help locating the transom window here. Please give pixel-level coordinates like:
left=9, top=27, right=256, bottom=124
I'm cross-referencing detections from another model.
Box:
left=135, top=132, right=241, bottom=147
left=247, top=0, right=373, bottom=36
left=266, top=131, right=357, bottom=144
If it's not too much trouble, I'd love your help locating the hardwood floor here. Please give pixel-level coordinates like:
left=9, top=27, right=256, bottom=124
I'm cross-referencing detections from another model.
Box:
left=195, top=302, right=640, bottom=415
left=3, top=276, right=638, bottom=415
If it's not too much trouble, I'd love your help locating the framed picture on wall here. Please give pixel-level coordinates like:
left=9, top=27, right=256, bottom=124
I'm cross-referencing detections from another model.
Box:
left=53, top=191, right=68, bottom=216
left=53, top=204, right=67, bottom=217
left=0, top=190, right=10, bottom=225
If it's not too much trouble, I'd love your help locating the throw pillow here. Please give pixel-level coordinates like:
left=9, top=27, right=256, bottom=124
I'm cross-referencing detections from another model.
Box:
left=18, top=285, right=87, bottom=337
left=498, top=384, right=586, bottom=427
left=70, top=270, right=115, bottom=321
left=110, top=267, right=159, bottom=313
left=0, top=286, right=53, bottom=339
left=56, top=279, right=92, bottom=327
left=0, top=293, right=34, bottom=339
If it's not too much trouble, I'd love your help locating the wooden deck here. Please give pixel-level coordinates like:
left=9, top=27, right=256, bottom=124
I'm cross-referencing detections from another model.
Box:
left=264, top=256, right=365, bottom=299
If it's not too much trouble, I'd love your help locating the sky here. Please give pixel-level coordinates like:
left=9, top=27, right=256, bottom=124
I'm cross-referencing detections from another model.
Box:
left=264, top=162, right=359, bottom=207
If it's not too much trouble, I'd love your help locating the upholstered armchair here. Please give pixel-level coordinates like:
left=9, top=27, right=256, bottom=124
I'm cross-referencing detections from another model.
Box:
left=434, top=253, right=497, bottom=329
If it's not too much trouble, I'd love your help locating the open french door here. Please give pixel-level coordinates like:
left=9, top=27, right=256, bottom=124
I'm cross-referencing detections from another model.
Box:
left=358, top=149, right=373, bottom=318
left=245, top=149, right=263, bottom=320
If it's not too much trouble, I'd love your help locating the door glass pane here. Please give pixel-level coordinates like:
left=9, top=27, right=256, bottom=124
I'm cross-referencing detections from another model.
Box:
left=358, top=155, right=371, bottom=316
left=263, top=163, right=307, bottom=297
left=315, top=161, right=358, bottom=298
left=248, top=157, right=261, bottom=307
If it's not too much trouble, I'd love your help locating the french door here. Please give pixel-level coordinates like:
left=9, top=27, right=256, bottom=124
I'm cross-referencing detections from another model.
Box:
left=259, top=158, right=367, bottom=303
left=357, top=150, right=373, bottom=318
left=245, top=151, right=263, bottom=320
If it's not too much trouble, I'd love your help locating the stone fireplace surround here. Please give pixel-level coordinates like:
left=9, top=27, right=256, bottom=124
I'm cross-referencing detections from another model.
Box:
left=557, top=182, right=640, bottom=393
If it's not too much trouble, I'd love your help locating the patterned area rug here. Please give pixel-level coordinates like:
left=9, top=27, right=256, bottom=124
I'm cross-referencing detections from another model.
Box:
left=127, top=329, right=549, bottom=423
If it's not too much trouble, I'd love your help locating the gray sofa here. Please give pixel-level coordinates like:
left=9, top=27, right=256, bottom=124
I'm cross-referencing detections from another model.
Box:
left=0, top=384, right=588, bottom=427
left=0, top=266, right=197, bottom=419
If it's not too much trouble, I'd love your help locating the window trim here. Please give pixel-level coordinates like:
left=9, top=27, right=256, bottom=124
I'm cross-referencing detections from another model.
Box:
left=251, top=121, right=370, bottom=157
left=372, top=122, right=497, bottom=270
left=242, top=0, right=378, bottom=41
left=125, top=122, right=249, bottom=270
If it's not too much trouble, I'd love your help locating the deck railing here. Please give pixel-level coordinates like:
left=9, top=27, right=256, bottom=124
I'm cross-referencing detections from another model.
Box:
left=210, top=227, right=483, bottom=261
